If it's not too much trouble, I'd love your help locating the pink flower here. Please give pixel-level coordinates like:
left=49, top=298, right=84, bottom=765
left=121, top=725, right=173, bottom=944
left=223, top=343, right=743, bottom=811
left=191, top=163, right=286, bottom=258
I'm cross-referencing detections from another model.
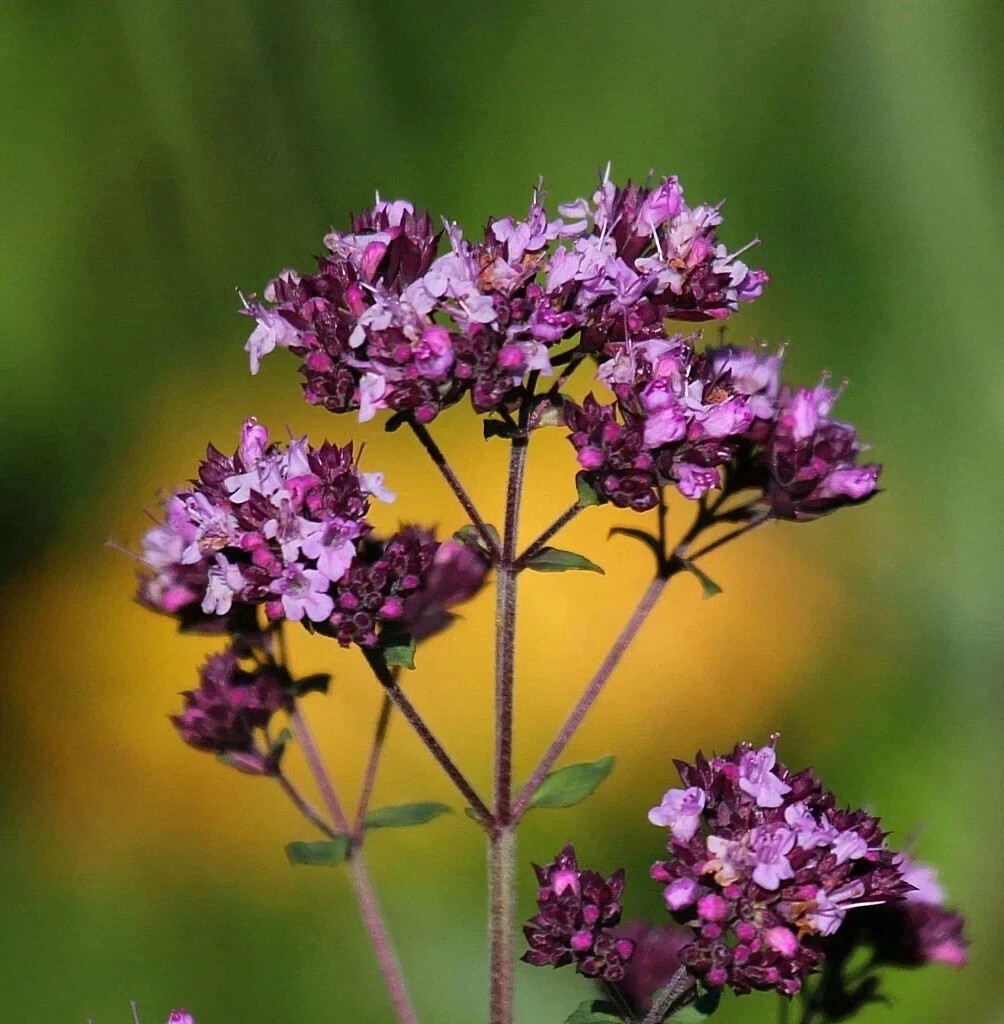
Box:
left=648, top=786, right=706, bottom=842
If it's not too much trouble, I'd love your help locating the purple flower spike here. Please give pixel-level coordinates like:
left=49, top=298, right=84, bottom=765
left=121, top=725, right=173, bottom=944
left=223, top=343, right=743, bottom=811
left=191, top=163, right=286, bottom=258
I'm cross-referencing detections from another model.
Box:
left=522, top=844, right=635, bottom=982
left=649, top=739, right=912, bottom=998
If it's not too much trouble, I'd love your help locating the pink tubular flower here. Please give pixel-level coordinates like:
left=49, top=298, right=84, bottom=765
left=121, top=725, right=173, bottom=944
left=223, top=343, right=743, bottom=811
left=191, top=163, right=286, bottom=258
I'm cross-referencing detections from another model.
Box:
left=649, top=739, right=911, bottom=998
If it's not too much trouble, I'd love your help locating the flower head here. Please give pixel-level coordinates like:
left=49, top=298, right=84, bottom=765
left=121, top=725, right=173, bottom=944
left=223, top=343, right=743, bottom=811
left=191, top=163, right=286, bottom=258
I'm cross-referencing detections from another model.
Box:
left=172, top=645, right=290, bottom=771
left=240, top=168, right=767, bottom=425
left=649, top=739, right=911, bottom=997
left=522, top=844, right=635, bottom=982
left=137, top=419, right=420, bottom=648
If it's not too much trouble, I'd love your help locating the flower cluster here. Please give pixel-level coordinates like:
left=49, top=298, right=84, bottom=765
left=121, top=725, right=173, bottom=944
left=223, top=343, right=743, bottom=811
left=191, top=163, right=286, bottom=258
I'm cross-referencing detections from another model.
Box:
left=137, top=417, right=462, bottom=649
left=521, top=844, right=635, bottom=982
left=241, top=169, right=766, bottom=423
left=568, top=340, right=881, bottom=516
left=647, top=740, right=910, bottom=997
left=172, top=643, right=290, bottom=772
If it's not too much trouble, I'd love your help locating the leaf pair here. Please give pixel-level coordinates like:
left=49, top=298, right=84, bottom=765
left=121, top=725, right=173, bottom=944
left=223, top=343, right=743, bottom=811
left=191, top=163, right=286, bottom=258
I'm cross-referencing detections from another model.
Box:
left=286, top=802, right=452, bottom=866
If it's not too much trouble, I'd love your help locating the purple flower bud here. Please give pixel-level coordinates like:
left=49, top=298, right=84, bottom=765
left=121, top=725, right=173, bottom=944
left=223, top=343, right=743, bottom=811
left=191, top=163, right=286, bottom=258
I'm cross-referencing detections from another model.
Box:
left=522, top=844, right=634, bottom=982
left=166, top=1012, right=195, bottom=1024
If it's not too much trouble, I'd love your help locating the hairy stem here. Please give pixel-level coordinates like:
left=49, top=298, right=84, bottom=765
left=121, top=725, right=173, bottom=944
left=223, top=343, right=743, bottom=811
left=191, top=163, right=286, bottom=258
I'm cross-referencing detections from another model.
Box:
left=488, top=828, right=517, bottom=1024
left=362, top=650, right=493, bottom=826
left=407, top=418, right=500, bottom=560
left=514, top=500, right=583, bottom=567
left=641, top=968, right=692, bottom=1024
left=276, top=770, right=339, bottom=839
left=511, top=574, right=667, bottom=820
left=289, top=703, right=419, bottom=1024
left=489, top=435, right=529, bottom=1024
left=354, top=693, right=394, bottom=834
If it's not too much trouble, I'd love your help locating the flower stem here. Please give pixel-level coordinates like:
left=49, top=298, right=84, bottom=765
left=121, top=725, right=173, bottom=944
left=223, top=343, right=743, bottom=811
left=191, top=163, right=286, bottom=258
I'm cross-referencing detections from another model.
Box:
left=488, top=828, right=517, bottom=1024
left=488, top=435, right=529, bottom=1024
left=354, top=692, right=394, bottom=835
left=362, top=649, right=494, bottom=827
left=641, top=968, right=692, bottom=1024
left=514, top=500, right=584, bottom=567
left=289, top=702, right=419, bottom=1024
left=276, top=770, right=339, bottom=839
left=511, top=573, right=667, bottom=820
left=407, top=418, right=501, bottom=561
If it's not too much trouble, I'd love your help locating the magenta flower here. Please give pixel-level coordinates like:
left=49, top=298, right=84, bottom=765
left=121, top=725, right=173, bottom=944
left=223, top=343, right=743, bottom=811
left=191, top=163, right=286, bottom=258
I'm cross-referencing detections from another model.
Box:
left=136, top=419, right=425, bottom=650
left=166, top=1012, right=195, bottom=1024
left=648, top=786, right=706, bottom=842
left=172, top=646, right=290, bottom=769
left=649, top=739, right=911, bottom=997
left=738, top=746, right=792, bottom=808
left=522, top=844, right=635, bottom=983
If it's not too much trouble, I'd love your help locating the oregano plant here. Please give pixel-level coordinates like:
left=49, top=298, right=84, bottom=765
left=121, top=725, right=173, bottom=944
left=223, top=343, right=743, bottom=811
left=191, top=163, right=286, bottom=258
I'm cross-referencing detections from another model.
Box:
left=128, top=166, right=965, bottom=1024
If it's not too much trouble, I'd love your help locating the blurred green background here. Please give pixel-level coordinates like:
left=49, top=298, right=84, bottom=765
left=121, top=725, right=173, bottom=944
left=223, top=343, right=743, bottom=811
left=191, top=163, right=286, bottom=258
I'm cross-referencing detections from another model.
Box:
left=1, top=0, right=1002, bottom=1021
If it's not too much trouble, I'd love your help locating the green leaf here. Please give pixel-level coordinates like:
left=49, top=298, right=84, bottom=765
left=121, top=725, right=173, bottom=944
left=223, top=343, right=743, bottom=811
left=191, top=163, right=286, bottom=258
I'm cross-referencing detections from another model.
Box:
left=295, top=673, right=332, bottom=697
left=365, top=802, right=452, bottom=829
left=678, top=558, right=722, bottom=599
left=382, top=634, right=416, bottom=669
left=563, top=999, right=624, bottom=1024
left=484, top=418, right=519, bottom=440
left=665, top=987, right=721, bottom=1022
left=609, top=525, right=663, bottom=571
left=524, top=547, right=604, bottom=575
left=531, top=394, right=568, bottom=429
left=526, top=756, right=615, bottom=810
left=575, top=472, right=605, bottom=507
left=453, top=523, right=501, bottom=557
left=285, top=837, right=350, bottom=866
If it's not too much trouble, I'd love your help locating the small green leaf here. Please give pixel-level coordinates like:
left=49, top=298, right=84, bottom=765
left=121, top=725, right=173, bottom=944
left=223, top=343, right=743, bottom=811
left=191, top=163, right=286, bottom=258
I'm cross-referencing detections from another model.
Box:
left=575, top=473, right=605, bottom=507
left=531, top=394, right=568, bottom=429
left=295, top=673, right=332, bottom=697
left=524, top=547, right=604, bottom=575
left=609, top=525, right=663, bottom=565
left=678, top=558, right=722, bottom=599
left=365, top=802, right=452, bottom=829
left=382, top=634, right=417, bottom=669
left=527, top=756, right=615, bottom=810
left=484, top=418, right=519, bottom=440
left=665, top=987, right=721, bottom=1022
left=563, top=1000, right=624, bottom=1024
left=285, top=837, right=350, bottom=866
left=453, top=523, right=501, bottom=557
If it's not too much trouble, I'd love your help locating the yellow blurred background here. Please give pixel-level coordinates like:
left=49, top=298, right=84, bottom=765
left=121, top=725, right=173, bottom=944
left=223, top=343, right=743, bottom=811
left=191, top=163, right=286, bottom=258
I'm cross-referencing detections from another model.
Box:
left=1, top=1, right=1002, bottom=1022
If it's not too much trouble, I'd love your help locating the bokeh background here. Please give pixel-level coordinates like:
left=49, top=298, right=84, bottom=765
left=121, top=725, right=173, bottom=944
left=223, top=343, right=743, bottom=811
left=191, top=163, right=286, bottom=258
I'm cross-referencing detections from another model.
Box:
left=2, top=1, right=1002, bottom=1021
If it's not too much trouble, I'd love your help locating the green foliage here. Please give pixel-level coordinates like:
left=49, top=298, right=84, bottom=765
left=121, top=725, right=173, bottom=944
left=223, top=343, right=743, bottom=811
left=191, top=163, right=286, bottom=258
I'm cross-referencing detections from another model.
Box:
left=364, top=802, right=452, bottom=829
left=523, top=547, right=604, bottom=574
left=381, top=634, right=417, bottom=669
left=677, top=559, right=722, bottom=599
left=526, top=757, right=615, bottom=810
left=575, top=473, right=605, bottom=507
left=285, top=838, right=350, bottom=866
left=563, top=1000, right=624, bottom=1024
